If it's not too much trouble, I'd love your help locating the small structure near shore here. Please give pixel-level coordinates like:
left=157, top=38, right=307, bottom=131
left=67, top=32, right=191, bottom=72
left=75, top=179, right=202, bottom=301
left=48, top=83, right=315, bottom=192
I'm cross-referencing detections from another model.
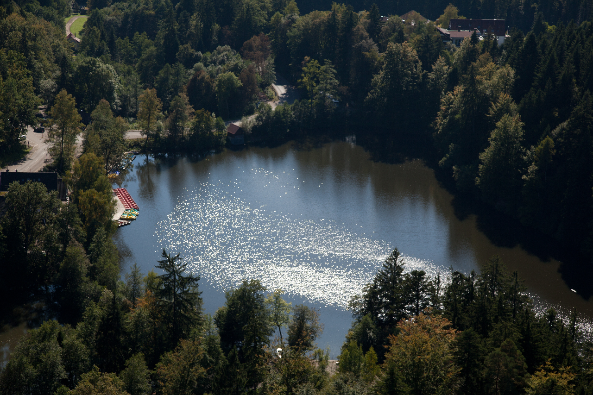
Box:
left=113, top=188, right=139, bottom=227
left=227, top=123, right=245, bottom=145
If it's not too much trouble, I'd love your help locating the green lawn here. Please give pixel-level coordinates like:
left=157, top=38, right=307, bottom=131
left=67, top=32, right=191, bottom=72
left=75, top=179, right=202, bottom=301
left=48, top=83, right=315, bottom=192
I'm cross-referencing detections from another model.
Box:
left=66, top=15, right=88, bottom=38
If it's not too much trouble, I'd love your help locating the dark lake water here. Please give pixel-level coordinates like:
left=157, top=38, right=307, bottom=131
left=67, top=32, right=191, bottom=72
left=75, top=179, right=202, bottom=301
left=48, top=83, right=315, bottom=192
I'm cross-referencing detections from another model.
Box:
left=113, top=139, right=593, bottom=357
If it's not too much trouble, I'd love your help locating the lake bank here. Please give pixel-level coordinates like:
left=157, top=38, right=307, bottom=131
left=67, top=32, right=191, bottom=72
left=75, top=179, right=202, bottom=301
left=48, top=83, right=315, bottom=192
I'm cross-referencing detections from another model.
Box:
left=112, top=138, right=592, bottom=356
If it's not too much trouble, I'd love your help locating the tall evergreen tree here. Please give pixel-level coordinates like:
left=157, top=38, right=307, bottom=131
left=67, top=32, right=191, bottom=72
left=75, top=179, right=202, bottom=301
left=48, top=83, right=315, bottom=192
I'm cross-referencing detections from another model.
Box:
left=155, top=249, right=203, bottom=349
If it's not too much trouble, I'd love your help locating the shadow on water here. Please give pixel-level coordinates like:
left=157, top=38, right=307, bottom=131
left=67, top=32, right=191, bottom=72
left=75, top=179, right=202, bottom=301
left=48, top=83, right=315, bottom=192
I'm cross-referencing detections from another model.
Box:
left=360, top=131, right=593, bottom=302
left=457, top=193, right=593, bottom=301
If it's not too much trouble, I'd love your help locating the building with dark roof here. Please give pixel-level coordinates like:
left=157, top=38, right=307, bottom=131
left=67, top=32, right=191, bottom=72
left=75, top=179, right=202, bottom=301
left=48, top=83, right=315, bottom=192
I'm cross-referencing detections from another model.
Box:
left=438, top=19, right=508, bottom=46
left=67, top=33, right=81, bottom=49
left=0, top=171, right=67, bottom=200
left=227, top=123, right=245, bottom=145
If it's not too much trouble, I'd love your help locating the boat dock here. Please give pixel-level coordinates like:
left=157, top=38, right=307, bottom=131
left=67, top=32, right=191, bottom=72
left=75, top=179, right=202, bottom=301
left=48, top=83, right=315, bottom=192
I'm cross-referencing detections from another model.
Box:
left=113, top=188, right=139, bottom=227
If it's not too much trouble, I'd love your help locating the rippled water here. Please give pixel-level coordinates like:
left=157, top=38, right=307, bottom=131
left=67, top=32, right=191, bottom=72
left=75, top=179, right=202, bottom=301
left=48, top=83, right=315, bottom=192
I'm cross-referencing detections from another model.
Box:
left=153, top=178, right=444, bottom=309
left=114, top=141, right=593, bottom=356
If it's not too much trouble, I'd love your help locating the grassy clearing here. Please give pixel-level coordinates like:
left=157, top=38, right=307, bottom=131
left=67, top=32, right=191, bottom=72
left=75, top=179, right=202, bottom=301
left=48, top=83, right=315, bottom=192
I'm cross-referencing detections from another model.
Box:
left=69, top=15, right=88, bottom=37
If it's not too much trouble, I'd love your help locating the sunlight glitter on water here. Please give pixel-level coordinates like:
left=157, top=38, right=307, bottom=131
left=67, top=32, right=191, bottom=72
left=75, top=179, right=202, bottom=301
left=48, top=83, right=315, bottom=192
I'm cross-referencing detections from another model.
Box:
left=153, top=178, right=444, bottom=309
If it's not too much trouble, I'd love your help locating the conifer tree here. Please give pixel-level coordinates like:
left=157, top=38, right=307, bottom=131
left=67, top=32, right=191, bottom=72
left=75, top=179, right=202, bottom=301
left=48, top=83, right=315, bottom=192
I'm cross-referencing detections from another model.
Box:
left=156, top=249, right=203, bottom=349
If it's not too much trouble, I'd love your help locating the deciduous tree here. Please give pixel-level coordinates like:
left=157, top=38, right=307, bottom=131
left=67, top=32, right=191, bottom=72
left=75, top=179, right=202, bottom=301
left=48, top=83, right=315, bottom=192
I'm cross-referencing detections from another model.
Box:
left=85, top=99, right=127, bottom=172
left=381, top=313, right=461, bottom=395
left=476, top=114, right=526, bottom=215
left=137, top=88, right=163, bottom=149
left=265, top=289, right=292, bottom=344
left=156, top=339, right=206, bottom=395
left=287, top=304, right=323, bottom=351
left=48, top=89, right=83, bottom=173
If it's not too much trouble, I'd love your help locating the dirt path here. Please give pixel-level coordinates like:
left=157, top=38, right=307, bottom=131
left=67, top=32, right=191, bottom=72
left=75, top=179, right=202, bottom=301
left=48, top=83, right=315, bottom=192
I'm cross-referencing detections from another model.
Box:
left=65, top=15, right=84, bottom=36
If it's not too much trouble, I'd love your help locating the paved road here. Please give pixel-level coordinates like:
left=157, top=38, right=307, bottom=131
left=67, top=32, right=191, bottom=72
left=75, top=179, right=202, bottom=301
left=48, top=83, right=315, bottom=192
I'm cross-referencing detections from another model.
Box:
left=65, top=15, right=84, bottom=37
left=1, top=127, right=84, bottom=173
left=271, top=74, right=299, bottom=109
left=1, top=128, right=50, bottom=173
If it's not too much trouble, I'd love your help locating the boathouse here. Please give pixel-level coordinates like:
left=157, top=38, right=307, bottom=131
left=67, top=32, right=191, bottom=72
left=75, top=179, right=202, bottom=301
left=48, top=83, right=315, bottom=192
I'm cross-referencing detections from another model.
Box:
left=227, top=123, right=245, bottom=145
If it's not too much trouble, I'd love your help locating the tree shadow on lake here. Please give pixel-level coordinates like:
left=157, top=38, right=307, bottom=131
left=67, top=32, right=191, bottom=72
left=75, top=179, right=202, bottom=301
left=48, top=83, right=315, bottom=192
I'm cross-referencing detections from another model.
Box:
left=291, top=135, right=332, bottom=151
left=359, top=132, right=593, bottom=301
left=450, top=193, right=593, bottom=300
left=356, top=132, right=436, bottom=165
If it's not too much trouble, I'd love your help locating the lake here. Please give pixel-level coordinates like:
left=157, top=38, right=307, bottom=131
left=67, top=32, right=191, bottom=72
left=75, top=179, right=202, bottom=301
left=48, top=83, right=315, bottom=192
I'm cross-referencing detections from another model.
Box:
left=113, top=139, right=593, bottom=357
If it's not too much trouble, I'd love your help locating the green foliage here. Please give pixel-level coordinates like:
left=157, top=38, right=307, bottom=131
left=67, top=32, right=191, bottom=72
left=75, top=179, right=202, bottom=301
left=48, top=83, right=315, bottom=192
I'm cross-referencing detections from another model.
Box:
left=188, top=109, right=226, bottom=152
left=0, top=49, right=40, bottom=152
left=287, top=304, right=323, bottom=351
left=119, top=354, right=151, bottom=395
left=265, top=289, right=292, bottom=344
left=155, top=338, right=206, bottom=395
left=165, top=93, right=192, bottom=146
left=155, top=63, right=187, bottom=112
left=4, top=4, right=593, bottom=394
left=215, top=71, right=243, bottom=119
left=124, top=263, right=145, bottom=308
left=68, top=153, right=115, bottom=241
left=186, top=70, right=216, bottom=114
left=365, top=41, right=425, bottom=140
left=0, top=320, right=89, bottom=394
left=436, top=4, right=463, bottom=28
left=48, top=89, right=83, bottom=174
left=381, top=313, right=461, bottom=395
left=95, top=295, right=127, bottom=373
left=68, top=365, right=129, bottom=394
left=72, top=57, right=120, bottom=113
left=55, top=242, right=96, bottom=323
left=155, top=249, right=203, bottom=349
left=85, top=99, right=127, bottom=172
left=215, top=279, right=273, bottom=390
left=525, top=361, right=576, bottom=395
left=0, top=181, right=67, bottom=302
left=137, top=88, right=163, bottom=148
left=348, top=248, right=411, bottom=359
left=476, top=114, right=526, bottom=214
left=339, top=340, right=364, bottom=377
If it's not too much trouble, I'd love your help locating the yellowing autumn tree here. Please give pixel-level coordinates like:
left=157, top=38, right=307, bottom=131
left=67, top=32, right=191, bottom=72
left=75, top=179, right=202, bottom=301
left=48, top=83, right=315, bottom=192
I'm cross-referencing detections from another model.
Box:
left=378, top=312, right=461, bottom=395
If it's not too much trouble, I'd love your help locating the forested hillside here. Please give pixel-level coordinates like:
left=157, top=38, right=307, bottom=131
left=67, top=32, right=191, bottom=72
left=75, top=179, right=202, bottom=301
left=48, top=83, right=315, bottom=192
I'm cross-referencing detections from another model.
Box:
left=1, top=0, right=593, bottom=392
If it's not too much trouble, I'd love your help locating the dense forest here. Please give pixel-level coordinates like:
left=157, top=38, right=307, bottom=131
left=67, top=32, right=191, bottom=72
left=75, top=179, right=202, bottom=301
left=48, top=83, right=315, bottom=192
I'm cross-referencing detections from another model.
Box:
left=1, top=0, right=593, bottom=392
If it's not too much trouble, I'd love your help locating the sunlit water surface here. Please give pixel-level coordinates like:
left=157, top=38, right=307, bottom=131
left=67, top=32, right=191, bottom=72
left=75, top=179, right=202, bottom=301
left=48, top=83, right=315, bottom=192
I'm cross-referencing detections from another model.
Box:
left=113, top=140, right=593, bottom=357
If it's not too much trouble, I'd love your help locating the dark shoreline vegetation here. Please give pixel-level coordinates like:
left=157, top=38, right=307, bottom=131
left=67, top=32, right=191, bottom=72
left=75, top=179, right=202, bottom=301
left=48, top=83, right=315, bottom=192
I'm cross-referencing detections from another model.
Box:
left=2, top=0, right=593, bottom=392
